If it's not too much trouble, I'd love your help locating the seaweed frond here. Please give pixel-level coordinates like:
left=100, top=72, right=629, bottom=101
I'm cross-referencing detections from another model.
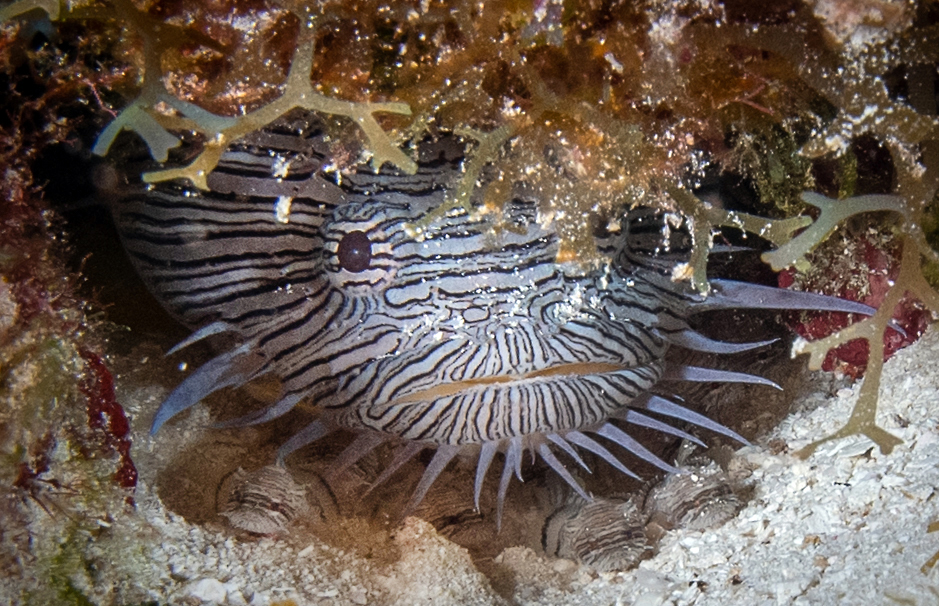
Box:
left=2, top=0, right=415, bottom=188
left=141, top=26, right=414, bottom=188
left=0, top=0, right=59, bottom=21
left=763, top=192, right=916, bottom=271
left=794, top=230, right=939, bottom=456
left=667, top=185, right=812, bottom=293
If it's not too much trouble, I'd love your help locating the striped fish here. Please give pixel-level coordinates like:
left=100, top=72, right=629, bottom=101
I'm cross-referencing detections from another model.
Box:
left=113, top=111, right=877, bottom=523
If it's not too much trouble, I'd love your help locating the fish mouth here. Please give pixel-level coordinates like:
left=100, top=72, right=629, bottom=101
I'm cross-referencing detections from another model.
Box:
left=391, top=362, right=631, bottom=405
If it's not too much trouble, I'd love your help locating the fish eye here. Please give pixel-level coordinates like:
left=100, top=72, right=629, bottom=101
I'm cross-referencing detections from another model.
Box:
left=337, top=230, right=372, bottom=273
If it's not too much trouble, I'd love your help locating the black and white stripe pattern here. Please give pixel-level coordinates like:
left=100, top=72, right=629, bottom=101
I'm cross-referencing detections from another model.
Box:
left=115, top=110, right=882, bottom=521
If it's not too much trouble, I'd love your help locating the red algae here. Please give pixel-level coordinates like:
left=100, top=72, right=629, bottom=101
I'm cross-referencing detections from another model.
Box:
left=780, top=231, right=932, bottom=378
left=78, top=351, right=137, bottom=490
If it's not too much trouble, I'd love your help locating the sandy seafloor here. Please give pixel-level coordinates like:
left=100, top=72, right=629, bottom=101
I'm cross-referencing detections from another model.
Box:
left=12, top=326, right=939, bottom=606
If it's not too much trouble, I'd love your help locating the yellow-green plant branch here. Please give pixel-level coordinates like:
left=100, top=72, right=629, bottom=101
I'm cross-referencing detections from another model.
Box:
left=511, top=49, right=645, bottom=169
left=406, top=124, right=516, bottom=239
left=666, top=185, right=714, bottom=294
left=802, top=70, right=939, bottom=162
left=93, top=102, right=182, bottom=162
left=762, top=192, right=911, bottom=271
left=667, top=185, right=813, bottom=293
left=21, top=0, right=417, bottom=187
left=794, top=332, right=902, bottom=458
left=794, top=233, right=938, bottom=457
left=91, top=0, right=215, bottom=161
left=0, top=0, right=60, bottom=21
left=142, top=29, right=414, bottom=189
